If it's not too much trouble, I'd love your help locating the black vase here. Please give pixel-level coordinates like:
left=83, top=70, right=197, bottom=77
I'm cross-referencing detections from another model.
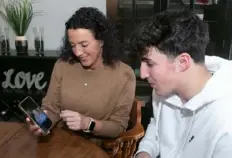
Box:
left=15, top=36, right=28, bottom=56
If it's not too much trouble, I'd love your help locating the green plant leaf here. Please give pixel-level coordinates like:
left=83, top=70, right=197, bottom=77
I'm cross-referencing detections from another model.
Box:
left=0, top=0, right=41, bottom=36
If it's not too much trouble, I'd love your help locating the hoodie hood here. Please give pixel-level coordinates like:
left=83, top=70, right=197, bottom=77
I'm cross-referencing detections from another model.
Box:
left=164, top=55, right=232, bottom=111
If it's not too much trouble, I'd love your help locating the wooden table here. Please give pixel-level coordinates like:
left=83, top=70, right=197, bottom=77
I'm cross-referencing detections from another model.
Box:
left=0, top=122, right=110, bottom=158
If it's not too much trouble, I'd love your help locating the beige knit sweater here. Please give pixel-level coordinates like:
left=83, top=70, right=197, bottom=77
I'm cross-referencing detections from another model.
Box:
left=42, top=59, right=136, bottom=138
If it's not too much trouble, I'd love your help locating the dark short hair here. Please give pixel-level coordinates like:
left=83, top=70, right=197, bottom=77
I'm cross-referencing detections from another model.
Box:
left=59, top=7, right=122, bottom=66
left=126, top=9, right=209, bottom=63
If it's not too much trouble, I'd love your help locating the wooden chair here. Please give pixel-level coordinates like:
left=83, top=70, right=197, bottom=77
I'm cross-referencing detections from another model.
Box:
left=103, top=99, right=145, bottom=158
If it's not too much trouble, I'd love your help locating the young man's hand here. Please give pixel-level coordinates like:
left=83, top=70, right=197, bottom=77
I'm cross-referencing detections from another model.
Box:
left=136, top=152, right=152, bottom=158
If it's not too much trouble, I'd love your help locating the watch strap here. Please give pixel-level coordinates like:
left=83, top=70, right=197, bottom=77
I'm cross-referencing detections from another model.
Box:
left=83, top=117, right=95, bottom=133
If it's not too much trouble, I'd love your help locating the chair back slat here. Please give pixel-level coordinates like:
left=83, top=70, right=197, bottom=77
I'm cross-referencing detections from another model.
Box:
left=103, top=99, right=145, bottom=158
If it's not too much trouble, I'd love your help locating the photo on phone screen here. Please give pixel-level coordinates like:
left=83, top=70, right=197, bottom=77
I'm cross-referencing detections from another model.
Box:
left=18, top=96, right=52, bottom=134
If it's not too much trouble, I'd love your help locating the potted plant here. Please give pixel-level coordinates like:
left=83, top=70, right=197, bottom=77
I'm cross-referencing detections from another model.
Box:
left=0, top=0, right=40, bottom=55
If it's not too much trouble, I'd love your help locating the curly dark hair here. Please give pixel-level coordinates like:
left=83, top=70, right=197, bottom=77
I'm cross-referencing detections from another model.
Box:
left=59, top=7, right=122, bottom=66
left=126, top=9, right=209, bottom=63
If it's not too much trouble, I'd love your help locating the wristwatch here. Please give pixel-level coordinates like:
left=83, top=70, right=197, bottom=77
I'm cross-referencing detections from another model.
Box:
left=83, top=117, right=95, bottom=133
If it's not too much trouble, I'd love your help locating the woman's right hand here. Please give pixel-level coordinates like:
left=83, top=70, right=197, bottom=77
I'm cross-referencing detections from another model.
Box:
left=26, top=110, right=49, bottom=136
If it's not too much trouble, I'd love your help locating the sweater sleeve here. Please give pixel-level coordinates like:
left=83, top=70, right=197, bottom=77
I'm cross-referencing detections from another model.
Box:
left=41, top=60, right=63, bottom=128
left=95, top=68, right=136, bottom=137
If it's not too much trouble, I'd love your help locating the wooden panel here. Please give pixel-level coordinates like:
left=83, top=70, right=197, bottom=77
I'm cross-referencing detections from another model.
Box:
left=106, top=0, right=118, bottom=20
left=0, top=122, right=110, bottom=158
left=0, top=122, right=24, bottom=146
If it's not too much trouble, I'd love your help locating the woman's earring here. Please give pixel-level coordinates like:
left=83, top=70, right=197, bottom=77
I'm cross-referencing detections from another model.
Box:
left=100, top=41, right=104, bottom=47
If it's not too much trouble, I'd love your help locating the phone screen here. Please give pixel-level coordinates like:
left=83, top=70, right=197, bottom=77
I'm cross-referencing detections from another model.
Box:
left=18, top=96, right=52, bottom=134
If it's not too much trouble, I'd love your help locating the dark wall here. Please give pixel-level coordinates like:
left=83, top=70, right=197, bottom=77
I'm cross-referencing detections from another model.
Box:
left=203, top=1, right=232, bottom=59
left=0, top=52, right=58, bottom=121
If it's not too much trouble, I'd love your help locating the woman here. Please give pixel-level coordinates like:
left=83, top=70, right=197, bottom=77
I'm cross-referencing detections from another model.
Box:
left=27, top=7, right=136, bottom=145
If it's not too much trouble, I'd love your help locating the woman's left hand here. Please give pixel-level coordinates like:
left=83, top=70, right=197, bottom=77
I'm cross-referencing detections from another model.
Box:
left=60, top=110, right=90, bottom=131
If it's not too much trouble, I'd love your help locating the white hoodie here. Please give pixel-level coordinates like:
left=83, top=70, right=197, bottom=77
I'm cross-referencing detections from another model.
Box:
left=136, top=55, right=232, bottom=158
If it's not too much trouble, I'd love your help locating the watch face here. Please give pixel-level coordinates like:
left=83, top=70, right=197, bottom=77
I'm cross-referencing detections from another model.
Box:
left=89, top=120, right=95, bottom=131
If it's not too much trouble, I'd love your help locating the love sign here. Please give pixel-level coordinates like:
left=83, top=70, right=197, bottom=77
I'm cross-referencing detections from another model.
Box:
left=2, top=69, right=47, bottom=90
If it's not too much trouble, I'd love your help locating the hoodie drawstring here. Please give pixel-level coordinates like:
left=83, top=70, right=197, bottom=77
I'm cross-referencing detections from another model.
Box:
left=181, top=110, right=196, bottom=152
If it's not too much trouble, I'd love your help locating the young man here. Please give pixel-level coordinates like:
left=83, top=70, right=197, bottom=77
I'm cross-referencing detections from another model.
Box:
left=126, top=9, right=232, bottom=158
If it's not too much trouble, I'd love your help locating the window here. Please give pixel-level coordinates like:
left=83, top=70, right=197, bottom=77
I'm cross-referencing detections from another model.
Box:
left=107, top=0, right=232, bottom=59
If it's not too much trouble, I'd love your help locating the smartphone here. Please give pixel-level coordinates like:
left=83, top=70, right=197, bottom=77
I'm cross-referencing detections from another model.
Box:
left=18, top=96, right=52, bottom=134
